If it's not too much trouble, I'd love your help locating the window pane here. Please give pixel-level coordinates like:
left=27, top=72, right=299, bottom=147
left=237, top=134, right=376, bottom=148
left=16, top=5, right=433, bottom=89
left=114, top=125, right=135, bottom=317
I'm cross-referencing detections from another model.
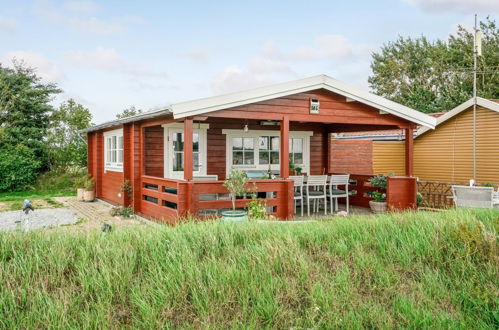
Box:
left=258, top=136, right=268, bottom=150
left=243, top=137, right=254, bottom=150
left=232, top=137, right=243, bottom=150
left=118, top=136, right=123, bottom=149
left=193, top=133, right=199, bottom=152
left=173, top=132, right=184, bottom=152
left=270, top=151, right=279, bottom=164
left=294, top=153, right=303, bottom=164
left=232, top=151, right=243, bottom=165
left=118, top=150, right=123, bottom=163
left=293, top=138, right=302, bottom=153
left=259, top=151, right=269, bottom=164
left=271, top=137, right=280, bottom=151
left=173, top=152, right=183, bottom=171
left=112, top=150, right=116, bottom=163
left=244, top=151, right=254, bottom=165
left=193, top=152, right=199, bottom=171
left=112, top=136, right=117, bottom=149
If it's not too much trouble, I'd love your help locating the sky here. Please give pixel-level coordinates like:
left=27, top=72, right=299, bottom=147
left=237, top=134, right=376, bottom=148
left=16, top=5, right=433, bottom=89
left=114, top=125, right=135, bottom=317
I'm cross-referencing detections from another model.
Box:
left=0, top=0, right=498, bottom=123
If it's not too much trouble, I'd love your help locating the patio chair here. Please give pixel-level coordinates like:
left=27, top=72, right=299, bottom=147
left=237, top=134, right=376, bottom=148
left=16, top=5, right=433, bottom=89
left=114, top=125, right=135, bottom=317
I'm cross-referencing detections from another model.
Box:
left=451, top=185, right=499, bottom=209
left=289, top=175, right=304, bottom=216
left=304, top=175, right=327, bottom=216
left=327, top=174, right=350, bottom=214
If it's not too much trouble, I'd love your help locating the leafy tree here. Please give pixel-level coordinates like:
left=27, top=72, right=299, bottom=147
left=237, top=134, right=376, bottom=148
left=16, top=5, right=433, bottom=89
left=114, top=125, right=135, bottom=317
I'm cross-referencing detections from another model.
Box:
left=369, top=17, right=499, bottom=113
left=0, top=60, right=61, bottom=168
left=116, top=105, right=143, bottom=119
left=48, top=99, right=93, bottom=169
left=0, top=144, right=41, bottom=191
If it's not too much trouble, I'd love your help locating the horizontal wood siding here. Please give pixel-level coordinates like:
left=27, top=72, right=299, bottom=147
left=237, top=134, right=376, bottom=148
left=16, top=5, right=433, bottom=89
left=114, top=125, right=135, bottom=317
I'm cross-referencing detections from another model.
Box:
left=414, top=106, right=499, bottom=184
left=144, top=126, right=164, bottom=177
left=372, top=141, right=406, bottom=176
left=329, top=139, right=373, bottom=175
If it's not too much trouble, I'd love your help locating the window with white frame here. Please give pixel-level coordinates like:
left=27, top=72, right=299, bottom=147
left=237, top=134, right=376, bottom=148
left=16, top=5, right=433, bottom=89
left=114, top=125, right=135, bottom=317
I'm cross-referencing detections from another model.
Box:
left=104, top=129, right=124, bottom=172
left=223, top=129, right=312, bottom=175
left=232, top=137, right=254, bottom=165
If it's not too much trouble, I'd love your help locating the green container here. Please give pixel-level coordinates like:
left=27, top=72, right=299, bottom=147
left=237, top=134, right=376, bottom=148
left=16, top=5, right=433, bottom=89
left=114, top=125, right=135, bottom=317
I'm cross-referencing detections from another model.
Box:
left=221, top=210, right=248, bottom=222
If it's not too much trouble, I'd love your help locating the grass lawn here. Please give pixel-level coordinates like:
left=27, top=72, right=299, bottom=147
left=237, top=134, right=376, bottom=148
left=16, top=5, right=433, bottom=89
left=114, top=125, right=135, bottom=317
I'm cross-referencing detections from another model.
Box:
left=0, top=209, right=498, bottom=328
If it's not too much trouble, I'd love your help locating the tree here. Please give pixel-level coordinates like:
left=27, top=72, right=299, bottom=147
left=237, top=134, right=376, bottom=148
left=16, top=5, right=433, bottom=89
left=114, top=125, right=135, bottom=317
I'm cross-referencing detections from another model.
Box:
left=48, top=99, right=93, bottom=169
left=369, top=17, right=499, bottom=113
left=116, top=105, right=143, bottom=119
left=0, top=60, right=61, bottom=168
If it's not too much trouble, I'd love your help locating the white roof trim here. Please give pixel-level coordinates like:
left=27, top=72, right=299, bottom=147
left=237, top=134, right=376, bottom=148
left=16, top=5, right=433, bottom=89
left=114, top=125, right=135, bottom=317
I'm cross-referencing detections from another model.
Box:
left=171, top=75, right=436, bottom=129
left=416, top=97, right=499, bottom=137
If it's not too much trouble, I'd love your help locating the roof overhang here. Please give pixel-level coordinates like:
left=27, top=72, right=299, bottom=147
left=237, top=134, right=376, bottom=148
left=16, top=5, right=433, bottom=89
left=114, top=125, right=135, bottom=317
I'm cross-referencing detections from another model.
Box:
left=415, top=97, right=499, bottom=137
left=171, top=75, right=437, bottom=129
left=79, top=107, right=172, bottom=134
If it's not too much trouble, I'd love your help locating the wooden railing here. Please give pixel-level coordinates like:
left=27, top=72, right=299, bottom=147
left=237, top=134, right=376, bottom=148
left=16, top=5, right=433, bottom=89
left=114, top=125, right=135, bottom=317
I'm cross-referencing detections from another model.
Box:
left=417, top=181, right=462, bottom=209
left=139, top=176, right=294, bottom=223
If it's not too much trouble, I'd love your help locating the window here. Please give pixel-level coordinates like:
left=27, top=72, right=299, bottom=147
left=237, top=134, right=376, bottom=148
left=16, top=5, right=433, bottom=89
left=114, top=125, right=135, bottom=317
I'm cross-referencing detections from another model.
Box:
left=104, top=129, right=123, bottom=172
left=232, top=137, right=254, bottom=165
left=172, top=132, right=200, bottom=172
left=259, top=136, right=279, bottom=165
left=289, top=138, right=303, bottom=165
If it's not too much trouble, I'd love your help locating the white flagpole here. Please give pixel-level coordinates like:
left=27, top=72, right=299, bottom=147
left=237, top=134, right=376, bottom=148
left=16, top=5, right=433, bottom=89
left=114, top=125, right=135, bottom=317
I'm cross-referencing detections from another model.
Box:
left=472, top=14, right=477, bottom=182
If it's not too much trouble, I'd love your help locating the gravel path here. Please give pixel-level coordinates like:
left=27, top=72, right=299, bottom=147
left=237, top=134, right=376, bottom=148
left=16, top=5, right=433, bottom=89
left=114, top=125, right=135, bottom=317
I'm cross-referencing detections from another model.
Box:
left=0, top=208, right=79, bottom=232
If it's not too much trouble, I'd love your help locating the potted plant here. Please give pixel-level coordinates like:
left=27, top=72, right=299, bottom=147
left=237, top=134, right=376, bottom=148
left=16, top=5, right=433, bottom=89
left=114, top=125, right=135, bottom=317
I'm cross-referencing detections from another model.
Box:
left=221, top=170, right=250, bottom=221
left=74, top=175, right=87, bottom=201
left=289, top=161, right=296, bottom=176
left=369, top=174, right=388, bottom=213
left=83, top=175, right=95, bottom=202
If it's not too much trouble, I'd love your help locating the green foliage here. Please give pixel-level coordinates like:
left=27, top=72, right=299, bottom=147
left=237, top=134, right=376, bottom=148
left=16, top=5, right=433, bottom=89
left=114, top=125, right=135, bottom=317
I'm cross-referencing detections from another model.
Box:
left=110, top=206, right=134, bottom=218
left=120, top=179, right=133, bottom=207
left=0, top=61, right=61, bottom=169
left=116, top=105, right=143, bottom=119
left=74, top=173, right=94, bottom=190
left=48, top=99, right=92, bottom=169
left=369, top=17, right=499, bottom=113
left=247, top=195, right=268, bottom=220
left=0, top=209, right=497, bottom=328
left=0, top=144, right=41, bottom=191
left=371, top=191, right=386, bottom=202
left=416, top=192, right=424, bottom=206
left=483, top=183, right=494, bottom=188
left=369, top=174, right=389, bottom=189
left=223, top=170, right=250, bottom=210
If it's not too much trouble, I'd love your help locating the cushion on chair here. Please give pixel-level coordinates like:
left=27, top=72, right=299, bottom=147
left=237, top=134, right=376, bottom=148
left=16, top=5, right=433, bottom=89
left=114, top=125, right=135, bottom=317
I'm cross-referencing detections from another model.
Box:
left=328, top=189, right=346, bottom=195
left=306, top=190, right=325, bottom=196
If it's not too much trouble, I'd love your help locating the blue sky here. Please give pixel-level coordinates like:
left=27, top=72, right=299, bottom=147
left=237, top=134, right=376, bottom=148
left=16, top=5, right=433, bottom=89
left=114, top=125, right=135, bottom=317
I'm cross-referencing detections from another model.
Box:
left=0, top=0, right=497, bottom=123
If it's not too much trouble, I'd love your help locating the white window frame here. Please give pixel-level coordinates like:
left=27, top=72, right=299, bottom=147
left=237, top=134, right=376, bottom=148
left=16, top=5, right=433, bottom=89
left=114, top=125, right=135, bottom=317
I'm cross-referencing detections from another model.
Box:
left=104, top=128, right=124, bottom=172
left=222, top=129, right=312, bottom=176
left=162, top=123, right=209, bottom=179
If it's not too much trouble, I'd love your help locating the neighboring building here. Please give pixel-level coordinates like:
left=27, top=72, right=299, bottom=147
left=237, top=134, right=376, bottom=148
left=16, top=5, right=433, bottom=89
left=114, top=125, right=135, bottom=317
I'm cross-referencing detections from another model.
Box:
left=332, top=97, right=499, bottom=184
left=81, top=75, right=436, bottom=222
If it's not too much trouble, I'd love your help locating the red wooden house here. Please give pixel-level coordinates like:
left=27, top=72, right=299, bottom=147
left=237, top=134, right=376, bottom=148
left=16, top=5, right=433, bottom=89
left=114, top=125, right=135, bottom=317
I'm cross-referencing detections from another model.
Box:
left=82, top=75, right=436, bottom=223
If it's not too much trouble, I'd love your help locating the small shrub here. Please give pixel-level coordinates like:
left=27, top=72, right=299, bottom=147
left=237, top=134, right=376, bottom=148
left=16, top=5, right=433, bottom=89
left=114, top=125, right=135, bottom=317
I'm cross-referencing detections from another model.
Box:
left=110, top=206, right=134, bottom=218
left=416, top=192, right=424, bottom=206
left=371, top=191, right=386, bottom=202
left=0, top=144, right=41, bottom=192
left=247, top=195, right=268, bottom=220
left=223, top=170, right=250, bottom=210
left=450, top=220, right=498, bottom=264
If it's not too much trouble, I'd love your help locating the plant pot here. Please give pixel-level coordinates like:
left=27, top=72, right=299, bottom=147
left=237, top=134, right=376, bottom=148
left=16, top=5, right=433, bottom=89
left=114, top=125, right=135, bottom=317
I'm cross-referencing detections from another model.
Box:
left=83, top=190, right=95, bottom=202
left=77, top=188, right=85, bottom=201
left=220, top=210, right=247, bottom=222
left=369, top=201, right=387, bottom=214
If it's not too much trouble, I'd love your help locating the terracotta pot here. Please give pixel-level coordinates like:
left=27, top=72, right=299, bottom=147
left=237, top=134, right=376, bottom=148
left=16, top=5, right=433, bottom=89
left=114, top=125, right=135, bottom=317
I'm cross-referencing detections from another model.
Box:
left=83, top=190, right=95, bottom=202
left=369, top=200, right=387, bottom=214
left=77, top=188, right=85, bottom=201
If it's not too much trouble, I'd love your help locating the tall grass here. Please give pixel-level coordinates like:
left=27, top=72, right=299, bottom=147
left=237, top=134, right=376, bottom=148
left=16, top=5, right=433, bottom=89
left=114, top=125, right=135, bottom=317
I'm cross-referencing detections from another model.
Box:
left=0, top=209, right=497, bottom=328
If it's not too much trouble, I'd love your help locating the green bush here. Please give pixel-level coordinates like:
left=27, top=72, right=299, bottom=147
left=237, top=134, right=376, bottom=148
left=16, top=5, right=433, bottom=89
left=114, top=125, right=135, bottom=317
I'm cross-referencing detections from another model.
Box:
left=0, top=144, right=41, bottom=192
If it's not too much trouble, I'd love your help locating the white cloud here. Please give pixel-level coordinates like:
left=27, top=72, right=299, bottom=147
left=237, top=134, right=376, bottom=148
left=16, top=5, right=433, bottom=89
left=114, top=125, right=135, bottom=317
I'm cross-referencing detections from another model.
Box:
left=0, top=18, right=17, bottom=31
left=183, top=47, right=211, bottom=64
left=1, top=51, right=64, bottom=82
left=32, top=0, right=139, bottom=35
left=211, top=65, right=275, bottom=95
left=64, top=47, right=168, bottom=78
left=405, top=0, right=499, bottom=13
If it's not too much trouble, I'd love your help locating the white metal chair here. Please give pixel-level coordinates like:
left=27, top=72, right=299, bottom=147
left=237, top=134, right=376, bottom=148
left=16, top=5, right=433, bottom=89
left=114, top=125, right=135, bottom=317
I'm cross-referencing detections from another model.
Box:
left=327, top=174, right=350, bottom=214
left=290, top=175, right=304, bottom=216
left=451, top=185, right=499, bottom=208
left=304, top=175, right=327, bottom=216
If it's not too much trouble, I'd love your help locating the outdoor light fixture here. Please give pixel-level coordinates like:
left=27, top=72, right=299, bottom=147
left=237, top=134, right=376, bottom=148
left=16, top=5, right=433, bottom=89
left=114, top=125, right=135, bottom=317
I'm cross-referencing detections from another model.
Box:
left=243, top=119, right=249, bottom=132
left=259, top=120, right=280, bottom=126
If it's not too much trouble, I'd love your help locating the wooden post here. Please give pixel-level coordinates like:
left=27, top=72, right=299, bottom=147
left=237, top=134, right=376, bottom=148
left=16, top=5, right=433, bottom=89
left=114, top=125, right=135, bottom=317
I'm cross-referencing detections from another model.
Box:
left=132, top=123, right=142, bottom=213
left=280, top=116, right=290, bottom=178
left=405, top=127, right=414, bottom=176
left=184, top=118, right=193, bottom=180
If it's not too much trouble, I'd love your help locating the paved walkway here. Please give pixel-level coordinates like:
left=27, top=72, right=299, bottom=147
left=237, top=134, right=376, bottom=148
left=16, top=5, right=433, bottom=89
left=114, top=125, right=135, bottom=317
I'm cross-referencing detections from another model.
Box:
left=0, top=208, right=79, bottom=232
